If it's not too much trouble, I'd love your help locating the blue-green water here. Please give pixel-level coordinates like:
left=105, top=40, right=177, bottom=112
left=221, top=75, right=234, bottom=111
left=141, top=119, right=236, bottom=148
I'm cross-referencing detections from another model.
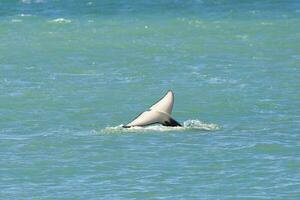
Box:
left=1, top=1, right=300, bottom=199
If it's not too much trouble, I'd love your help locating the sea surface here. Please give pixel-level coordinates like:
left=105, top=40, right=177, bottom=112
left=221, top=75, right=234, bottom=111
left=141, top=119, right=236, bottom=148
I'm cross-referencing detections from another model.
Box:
left=1, top=0, right=300, bottom=199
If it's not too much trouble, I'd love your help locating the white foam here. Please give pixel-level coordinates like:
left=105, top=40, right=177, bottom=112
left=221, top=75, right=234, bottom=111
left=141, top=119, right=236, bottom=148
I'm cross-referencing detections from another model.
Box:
left=100, top=120, right=220, bottom=134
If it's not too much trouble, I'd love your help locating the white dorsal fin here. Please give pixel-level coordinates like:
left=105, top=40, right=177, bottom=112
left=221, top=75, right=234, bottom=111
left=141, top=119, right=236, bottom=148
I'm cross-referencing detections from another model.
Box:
left=149, top=90, right=174, bottom=115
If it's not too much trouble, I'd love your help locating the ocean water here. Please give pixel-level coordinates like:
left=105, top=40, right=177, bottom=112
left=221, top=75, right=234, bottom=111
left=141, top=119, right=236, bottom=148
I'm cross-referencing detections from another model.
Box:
left=1, top=0, right=300, bottom=199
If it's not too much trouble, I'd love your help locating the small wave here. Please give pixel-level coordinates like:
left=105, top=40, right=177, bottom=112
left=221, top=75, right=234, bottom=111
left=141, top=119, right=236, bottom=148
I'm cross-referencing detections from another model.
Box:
left=49, top=18, right=72, bottom=24
left=100, top=120, right=220, bottom=134
left=21, top=0, right=31, bottom=3
left=21, top=0, right=44, bottom=3
left=207, top=77, right=237, bottom=84
left=11, top=19, right=22, bottom=23
left=18, top=14, right=32, bottom=17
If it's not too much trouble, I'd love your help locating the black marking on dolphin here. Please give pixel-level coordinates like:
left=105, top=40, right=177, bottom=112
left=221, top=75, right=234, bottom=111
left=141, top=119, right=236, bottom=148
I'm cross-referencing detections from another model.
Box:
left=162, top=117, right=182, bottom=127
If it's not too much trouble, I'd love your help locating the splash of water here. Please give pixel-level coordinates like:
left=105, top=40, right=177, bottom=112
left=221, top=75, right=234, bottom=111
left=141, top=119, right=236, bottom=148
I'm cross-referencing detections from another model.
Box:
left=183, top=120, right=220, bottom=130
left=100, top=119, right=220, bottom=134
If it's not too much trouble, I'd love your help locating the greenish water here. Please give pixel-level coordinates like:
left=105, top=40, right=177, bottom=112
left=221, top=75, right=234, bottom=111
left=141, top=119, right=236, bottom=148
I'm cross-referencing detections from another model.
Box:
left=1, top=1, right=300, bottom=199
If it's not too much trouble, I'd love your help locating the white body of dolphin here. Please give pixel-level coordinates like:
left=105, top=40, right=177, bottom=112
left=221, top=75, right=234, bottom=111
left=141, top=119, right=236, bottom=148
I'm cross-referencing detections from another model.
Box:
left=123, top=90, right=182, bottom=128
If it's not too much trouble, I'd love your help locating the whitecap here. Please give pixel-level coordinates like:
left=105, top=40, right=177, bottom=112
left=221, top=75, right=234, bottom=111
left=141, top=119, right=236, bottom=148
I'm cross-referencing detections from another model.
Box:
left=49, top=18, right=72, bottom=24
left=100, top=120, right=220, bottom=134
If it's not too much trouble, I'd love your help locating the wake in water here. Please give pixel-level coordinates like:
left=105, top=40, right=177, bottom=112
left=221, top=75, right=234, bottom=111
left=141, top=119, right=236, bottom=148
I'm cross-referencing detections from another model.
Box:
left=101, top=120, right=220, bottom=134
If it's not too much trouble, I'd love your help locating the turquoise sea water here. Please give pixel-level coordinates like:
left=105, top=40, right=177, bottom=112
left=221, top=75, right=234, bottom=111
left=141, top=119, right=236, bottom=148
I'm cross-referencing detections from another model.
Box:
left=1, top=1, right=300, bottom=199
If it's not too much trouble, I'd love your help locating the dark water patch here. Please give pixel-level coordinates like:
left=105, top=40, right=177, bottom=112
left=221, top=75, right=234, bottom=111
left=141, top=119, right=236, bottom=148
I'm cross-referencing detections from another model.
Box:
left=1, top=0, right=300, bottom=19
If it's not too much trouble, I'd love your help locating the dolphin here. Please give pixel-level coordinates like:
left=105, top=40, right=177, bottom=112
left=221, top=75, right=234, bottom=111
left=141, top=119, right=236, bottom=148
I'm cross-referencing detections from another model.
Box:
left=123, top=90, right=182, bottom=128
